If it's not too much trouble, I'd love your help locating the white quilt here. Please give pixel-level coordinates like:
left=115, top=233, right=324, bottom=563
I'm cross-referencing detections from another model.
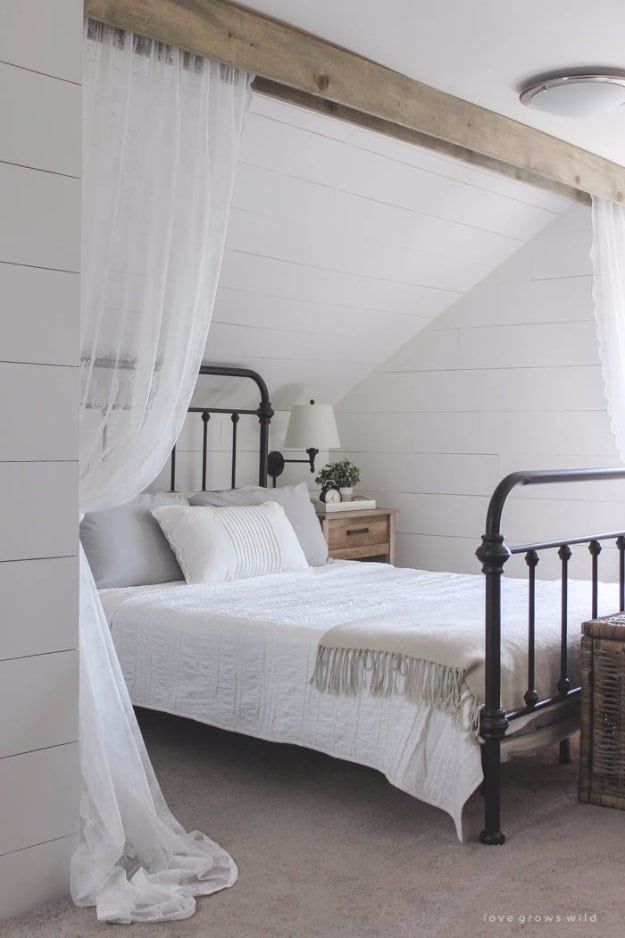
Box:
left=102, top=561, right=617, bottom=839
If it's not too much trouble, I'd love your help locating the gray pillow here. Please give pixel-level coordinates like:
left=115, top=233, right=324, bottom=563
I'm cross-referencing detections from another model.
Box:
left=190, top=482, right=328, bottom=566
left=81, top=493, right=189, bottom=589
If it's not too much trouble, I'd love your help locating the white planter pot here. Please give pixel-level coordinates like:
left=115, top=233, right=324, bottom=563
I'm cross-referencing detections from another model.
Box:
left=339, top=486, right=354, bottom=501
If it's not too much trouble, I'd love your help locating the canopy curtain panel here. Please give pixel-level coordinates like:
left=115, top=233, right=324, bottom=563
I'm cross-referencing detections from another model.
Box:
left=75, top=21, right=252, bottom=923
left=592, top=197, right=625, bottom=463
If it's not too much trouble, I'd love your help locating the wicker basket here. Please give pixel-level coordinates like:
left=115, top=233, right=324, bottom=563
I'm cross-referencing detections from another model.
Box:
left=580, top=613, right=625, bottom=809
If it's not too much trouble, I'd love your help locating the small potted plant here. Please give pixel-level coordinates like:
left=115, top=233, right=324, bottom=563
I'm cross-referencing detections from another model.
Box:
left=315, top=459, right=360, bottom=501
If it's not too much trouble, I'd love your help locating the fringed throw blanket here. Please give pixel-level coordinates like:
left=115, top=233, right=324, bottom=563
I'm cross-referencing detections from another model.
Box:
left=310, top=565, right=603, bottom=737
left=312, top=611, right=484, bottom=735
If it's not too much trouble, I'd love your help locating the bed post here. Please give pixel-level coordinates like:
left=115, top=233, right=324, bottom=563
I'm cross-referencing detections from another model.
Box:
left=476, top=530, right=511, bottom=845
left=257, top=400, right=273, bottom=487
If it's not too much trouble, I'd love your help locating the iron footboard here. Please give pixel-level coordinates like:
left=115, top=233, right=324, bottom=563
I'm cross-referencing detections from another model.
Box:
left=477, top=467, right=625, bottom=845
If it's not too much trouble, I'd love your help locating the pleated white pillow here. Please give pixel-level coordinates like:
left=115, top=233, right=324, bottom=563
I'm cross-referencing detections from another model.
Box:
left=152, top=502, right=309, bottom=584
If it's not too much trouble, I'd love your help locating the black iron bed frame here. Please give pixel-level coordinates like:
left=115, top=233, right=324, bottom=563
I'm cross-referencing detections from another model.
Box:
left=478, top=467, right=625, bottom=845
left=170, top=365, right=625, bottom=845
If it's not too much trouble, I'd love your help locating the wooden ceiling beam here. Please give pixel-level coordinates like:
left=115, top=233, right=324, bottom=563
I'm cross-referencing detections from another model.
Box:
left=85, top=0, right=624, bottom=204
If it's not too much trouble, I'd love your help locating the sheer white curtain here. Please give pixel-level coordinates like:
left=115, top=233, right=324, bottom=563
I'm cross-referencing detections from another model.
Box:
left=592, top=197, right=625, bottom=462
left=73, top=21, right=252, bottom=923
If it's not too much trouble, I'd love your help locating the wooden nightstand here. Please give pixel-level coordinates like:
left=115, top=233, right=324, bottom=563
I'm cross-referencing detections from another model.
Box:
left=316, top=507, right=398, bottom=564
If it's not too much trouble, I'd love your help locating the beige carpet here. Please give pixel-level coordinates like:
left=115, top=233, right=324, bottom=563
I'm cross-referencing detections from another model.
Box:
left=3, top=709, right=624, bottom=938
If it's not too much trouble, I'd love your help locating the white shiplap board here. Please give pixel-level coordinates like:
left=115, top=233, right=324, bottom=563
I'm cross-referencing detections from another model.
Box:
left=204, top=91, right=570, bottom=413
left=0, top=163, right=80, bottom=272
left=337, top=205, right=624, bottom=579
left=337, top=409, right=616, bottom=458
left=0, top=62, right=81, bottom=177
left=0, top=462, right=78, bottom=563
left=0, top=557, right=78, bottom=661
left=0, top=836, right=79, bottom=921
left=0, top=651, right=78, bottom=759
left=0, top=0, right=82, bottom=84
left=0, top=744, right=79, bottom=857
left=0, top=363, right=78, bottom=462
left=1, top=264, right=80, bottom=366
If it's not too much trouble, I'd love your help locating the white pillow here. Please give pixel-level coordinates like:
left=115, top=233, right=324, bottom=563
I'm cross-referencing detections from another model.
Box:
left=190, top=482, right=328, bottom=566
left=152, top=502, right=309, bottom=584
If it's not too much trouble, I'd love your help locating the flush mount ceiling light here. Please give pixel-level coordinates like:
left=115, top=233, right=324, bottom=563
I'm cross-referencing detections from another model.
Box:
left=520, top=72, right=625, bottom=118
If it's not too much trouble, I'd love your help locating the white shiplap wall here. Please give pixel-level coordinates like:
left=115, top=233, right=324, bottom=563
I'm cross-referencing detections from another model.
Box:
left=203, top=93, right=571, bottom=413
left=180, top=93, right=572, bottom=490
left=0, top=1, right=81, bottom=920
left=337, top=205, right=624, bottom=581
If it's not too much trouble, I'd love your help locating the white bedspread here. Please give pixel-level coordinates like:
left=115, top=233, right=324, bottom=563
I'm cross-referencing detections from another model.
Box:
left=102, top=561, right=618, bottom=839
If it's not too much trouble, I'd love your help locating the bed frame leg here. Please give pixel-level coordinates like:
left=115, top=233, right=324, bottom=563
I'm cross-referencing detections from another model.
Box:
left=479, top=725, right=506, bottom=845
left=476, top=531, right=511, bottom=846
left=558, top=737, right=571, bottom=764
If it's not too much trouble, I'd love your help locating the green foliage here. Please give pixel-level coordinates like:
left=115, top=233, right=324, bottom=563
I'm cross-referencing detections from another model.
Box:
left=315, top=458, right=360, bottom=489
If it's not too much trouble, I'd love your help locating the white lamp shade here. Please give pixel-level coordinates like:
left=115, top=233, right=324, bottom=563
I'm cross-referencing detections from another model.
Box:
left=284, top=401, right=340, bottom=449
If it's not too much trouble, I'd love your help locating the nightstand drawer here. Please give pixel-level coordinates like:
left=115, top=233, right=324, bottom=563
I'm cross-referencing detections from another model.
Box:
left=316, top=507, right=398, bottom=564
left=328, top=516, right=388, bottom=550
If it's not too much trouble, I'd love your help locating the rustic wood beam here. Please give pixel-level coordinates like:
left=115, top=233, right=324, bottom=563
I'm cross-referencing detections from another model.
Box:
left=85, top=0, right=624, bottom=204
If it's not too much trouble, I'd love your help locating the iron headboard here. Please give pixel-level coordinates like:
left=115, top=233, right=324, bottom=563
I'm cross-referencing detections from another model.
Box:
left=169, top=364, right=274, bottom=491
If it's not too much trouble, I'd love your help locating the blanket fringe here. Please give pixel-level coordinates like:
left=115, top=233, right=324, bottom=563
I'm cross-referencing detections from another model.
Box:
left=311, top=646, right=481, bottom=736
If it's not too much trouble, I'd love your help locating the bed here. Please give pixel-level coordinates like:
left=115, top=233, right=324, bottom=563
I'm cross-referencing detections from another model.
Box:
left=91, top=365, right=625, bottom=844
left=102, top=560, right=614, bottom=840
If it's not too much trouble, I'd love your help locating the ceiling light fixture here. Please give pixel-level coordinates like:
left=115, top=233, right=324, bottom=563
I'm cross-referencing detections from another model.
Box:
left=520, top=72, right=625, bottom=118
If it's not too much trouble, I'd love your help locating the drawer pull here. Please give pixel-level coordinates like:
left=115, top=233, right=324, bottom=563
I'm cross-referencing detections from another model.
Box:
left=347, top=527, right=370, bottom=536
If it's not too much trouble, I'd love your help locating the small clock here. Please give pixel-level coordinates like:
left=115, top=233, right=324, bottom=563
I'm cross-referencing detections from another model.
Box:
left=321, top=486, right=341, bottom=504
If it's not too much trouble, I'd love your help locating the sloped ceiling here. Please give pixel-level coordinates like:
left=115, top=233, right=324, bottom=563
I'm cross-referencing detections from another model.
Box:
left=200, top=90, right=570, bottom=410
